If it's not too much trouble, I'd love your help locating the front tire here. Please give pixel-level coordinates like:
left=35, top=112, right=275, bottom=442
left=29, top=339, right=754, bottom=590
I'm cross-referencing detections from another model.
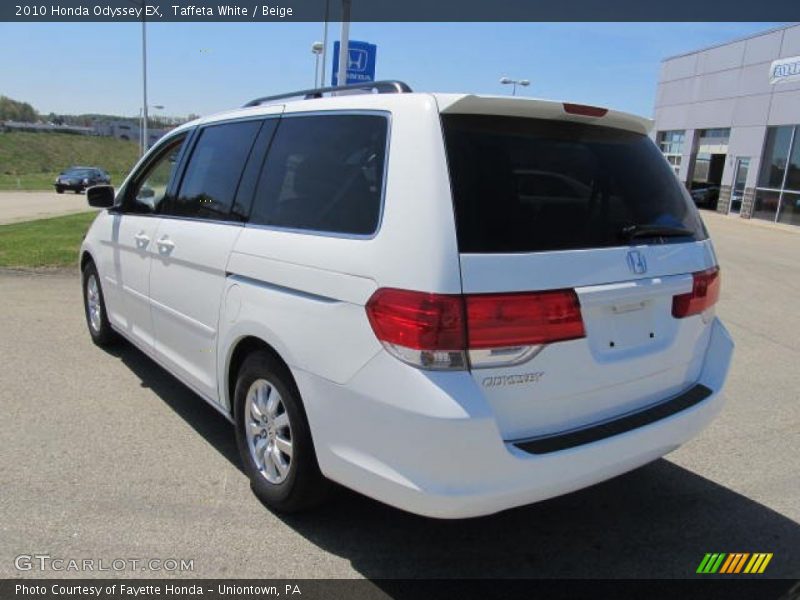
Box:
left=55, top=186, right=64, bottom=194
left=82, top=261, right=117, bottom=347
left=234, top=350, right=328, bottom=513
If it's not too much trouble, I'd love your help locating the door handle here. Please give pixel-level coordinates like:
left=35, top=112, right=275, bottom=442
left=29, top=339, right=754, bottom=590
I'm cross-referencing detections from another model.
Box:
left=156, top=237, right=175, bottom=254
left=134, top=232, right=150, bottom=247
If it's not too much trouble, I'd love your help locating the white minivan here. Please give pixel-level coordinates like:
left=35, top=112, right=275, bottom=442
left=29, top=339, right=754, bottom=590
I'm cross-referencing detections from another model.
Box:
left=80, top=81, right=733, bottom=518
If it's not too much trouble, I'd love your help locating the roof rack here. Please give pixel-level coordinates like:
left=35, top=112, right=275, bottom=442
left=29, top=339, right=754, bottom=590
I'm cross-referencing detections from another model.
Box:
left=244, top=80, right=412, bottom=107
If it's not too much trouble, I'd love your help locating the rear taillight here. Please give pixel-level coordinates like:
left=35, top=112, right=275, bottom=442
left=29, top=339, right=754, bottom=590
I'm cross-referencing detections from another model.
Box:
left=365, top=289, right=467, bottom=370
left=366, top=288, right=585, bottom=370
left=672, top=267, right=720, bottom=319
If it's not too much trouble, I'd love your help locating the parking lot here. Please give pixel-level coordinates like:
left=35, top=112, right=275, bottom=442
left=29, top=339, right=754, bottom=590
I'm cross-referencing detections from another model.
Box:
left=0, top=210, right=797, bottom=580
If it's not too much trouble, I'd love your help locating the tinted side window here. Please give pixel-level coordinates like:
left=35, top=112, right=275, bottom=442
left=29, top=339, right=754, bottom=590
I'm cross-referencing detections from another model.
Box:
left=167, top=120, right=262, bottom=220
left=231, top=118, right=279, bottom=221
left=250, top=114, right=388, bottom=235
left=127, top=135, right=187, bottom=214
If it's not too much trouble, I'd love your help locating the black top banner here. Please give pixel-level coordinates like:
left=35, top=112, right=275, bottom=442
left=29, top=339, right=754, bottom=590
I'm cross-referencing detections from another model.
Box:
left=2, top=0, right=800, bottom=22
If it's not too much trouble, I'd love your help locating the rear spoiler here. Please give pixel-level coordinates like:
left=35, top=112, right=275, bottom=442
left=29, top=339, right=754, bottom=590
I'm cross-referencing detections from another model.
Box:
left=434, top=94, right=653, bottom=136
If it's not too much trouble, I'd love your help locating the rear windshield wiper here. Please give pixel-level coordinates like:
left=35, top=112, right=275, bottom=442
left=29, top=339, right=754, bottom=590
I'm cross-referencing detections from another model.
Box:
left=619, top=224, right=695, bottom=241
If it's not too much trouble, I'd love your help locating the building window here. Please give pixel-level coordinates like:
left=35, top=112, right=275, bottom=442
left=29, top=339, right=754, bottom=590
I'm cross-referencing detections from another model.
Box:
left=692, top=128, right=730, bottom=186
left=700, top=128, right=730, bottom=140
left=657, top=130, right=685, bottom=176
left=754, top=125, right=800, bottom=225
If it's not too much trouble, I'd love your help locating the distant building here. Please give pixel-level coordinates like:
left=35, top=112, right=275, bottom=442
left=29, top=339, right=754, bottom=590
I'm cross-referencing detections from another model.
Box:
left=0, top=117, right=171, bottom=149
left=92, top=120, right=169, bottom=147
left=1, top=120, right=93, bottom=135
left=654, top=23, right=800, bottom=227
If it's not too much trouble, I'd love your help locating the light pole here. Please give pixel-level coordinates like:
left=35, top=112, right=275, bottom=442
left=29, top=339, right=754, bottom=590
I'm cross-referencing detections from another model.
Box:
left=311, top=41, right=324, bottom=87
left=127, top=0, right=149, bottom=155
left=500, top=76, right=530, bottom=96
left=140, top=17, right=148, bottom=154
left=138, top=104, right=163, bottom=152
left=337, top=0, right=351, bottom=88
left=320, top=0, right=329, bottom=87
left=149, top=104, right=164, bottom=130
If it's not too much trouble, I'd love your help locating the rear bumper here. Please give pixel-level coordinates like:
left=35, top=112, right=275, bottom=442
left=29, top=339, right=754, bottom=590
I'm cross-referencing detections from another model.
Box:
left=513, top=382, right=712, bottom=455
left=296, top=318, right=734, bottom=519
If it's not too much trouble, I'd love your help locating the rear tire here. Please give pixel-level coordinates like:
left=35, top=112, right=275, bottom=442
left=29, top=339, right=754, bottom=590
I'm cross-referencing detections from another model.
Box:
left=82, top=261, right=118, bottom=347
left=56, top=186, right=64, bottom=194
left=234, top=350, right=328, bottom=513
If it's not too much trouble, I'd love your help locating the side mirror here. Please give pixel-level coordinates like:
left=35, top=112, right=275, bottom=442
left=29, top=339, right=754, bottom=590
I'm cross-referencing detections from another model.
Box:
left=87, top=185, right=115, bottom=208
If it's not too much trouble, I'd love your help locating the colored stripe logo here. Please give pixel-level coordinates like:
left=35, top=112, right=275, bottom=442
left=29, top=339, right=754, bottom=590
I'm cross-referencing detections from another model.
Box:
left=697, top=553, right=773, bottom=574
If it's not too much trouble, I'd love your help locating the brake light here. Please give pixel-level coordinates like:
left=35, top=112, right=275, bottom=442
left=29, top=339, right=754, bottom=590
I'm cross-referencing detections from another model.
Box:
left=672, top=267, right=720, bottom=319
left=365, top=288, right=585, bottom=370
left=563, top=103, right=608, bottom=117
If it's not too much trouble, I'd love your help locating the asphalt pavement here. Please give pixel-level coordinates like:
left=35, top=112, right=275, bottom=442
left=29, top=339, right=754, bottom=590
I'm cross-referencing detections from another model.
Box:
left=0, top=191, right=97, bottom=225
left=0, top=210, right=797, bottom=580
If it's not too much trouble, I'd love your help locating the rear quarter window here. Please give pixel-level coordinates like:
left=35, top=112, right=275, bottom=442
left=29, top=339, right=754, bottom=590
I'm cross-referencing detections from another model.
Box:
left=249, top=114, right=388, bottom=236
left=442, top=114, right=706, bottom=253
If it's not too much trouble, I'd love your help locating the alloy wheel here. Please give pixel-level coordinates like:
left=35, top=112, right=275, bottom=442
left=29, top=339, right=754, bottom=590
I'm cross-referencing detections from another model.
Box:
left=244, top=378, right=294, bottom=484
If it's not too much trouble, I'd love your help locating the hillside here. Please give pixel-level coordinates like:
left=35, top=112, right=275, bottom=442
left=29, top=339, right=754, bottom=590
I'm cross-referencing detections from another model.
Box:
left=0, top=131, right=140, bottom=190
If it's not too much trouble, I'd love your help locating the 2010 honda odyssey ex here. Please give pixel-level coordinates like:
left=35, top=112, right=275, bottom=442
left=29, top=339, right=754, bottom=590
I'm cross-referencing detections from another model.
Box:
left=80, top=81, right=733, bottom=518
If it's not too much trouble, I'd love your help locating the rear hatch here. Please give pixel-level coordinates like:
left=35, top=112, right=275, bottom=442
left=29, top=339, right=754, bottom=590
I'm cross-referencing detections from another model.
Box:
left=439, top=97, right=719, bottom=441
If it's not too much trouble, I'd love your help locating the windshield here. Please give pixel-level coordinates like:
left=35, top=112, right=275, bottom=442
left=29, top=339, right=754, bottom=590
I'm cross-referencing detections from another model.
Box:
left=441, top=114, right=706, bottom=253
left=64, top=169, right=94, bottom=177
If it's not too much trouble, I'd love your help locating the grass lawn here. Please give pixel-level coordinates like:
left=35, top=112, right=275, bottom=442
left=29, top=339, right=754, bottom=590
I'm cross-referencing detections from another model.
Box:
left=0, top=211, right=97, bottom=268
left=0, top=131, right=138, bottom=191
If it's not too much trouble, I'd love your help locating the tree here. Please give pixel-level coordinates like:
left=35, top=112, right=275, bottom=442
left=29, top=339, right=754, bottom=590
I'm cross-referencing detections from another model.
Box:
left=0, top=96, right=38, bottom=122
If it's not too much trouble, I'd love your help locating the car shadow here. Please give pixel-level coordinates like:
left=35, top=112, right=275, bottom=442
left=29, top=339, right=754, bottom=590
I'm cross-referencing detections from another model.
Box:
left=276, top=463, right=800, bottom=580
left=105, top=341, right=800, bottom=580
left=105, top=341, right=242, bottom=472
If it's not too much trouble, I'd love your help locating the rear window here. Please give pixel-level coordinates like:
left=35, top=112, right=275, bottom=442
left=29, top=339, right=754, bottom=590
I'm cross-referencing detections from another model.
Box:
left=442, top=114, right=706, bottom=253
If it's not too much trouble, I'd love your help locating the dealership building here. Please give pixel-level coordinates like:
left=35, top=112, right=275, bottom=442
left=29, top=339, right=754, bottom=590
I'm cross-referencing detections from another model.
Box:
left=653, top=23, right=800, bottom=226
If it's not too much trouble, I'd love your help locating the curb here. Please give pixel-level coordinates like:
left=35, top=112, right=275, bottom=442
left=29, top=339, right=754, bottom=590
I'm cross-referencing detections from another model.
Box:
left=0, top=266, right=78, bottom=277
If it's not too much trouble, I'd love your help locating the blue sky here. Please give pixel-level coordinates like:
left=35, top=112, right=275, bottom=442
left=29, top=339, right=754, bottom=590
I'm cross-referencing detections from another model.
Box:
left=0, top=22, right=788, bottom=119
